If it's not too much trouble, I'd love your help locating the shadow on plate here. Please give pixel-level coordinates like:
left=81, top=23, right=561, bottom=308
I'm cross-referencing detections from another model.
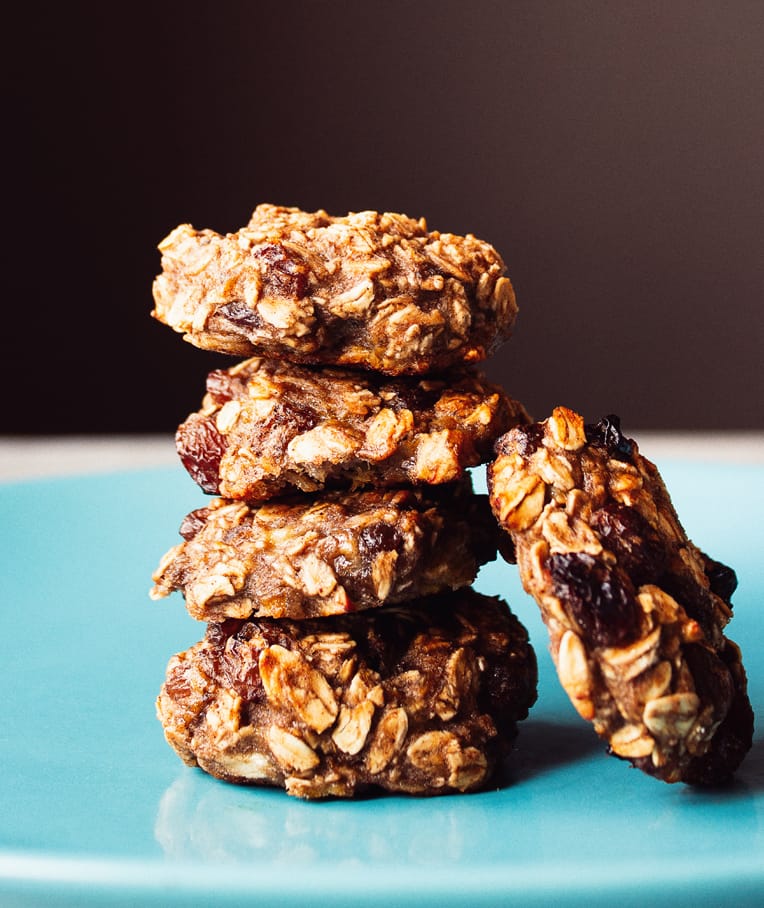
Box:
left=504, top=721, right=764, bottom=798
left=499, top=718, right=606, bottom=784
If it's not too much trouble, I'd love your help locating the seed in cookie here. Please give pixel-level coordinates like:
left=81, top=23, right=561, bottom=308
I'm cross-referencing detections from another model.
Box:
left=487, top=407, right=753, bottom=785
left=176, top=356, right=529, bottom=499
left=151, top=204, right=517, bottom=374
left=151, top=482, right=500, bottom=622
left=156, top=589, right=537, bottom=798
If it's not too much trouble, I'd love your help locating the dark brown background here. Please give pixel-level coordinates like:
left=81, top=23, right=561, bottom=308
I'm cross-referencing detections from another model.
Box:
left=6, top=1, right=763, bottom=433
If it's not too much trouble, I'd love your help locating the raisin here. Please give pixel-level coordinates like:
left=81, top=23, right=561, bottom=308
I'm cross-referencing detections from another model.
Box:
left=683, top=640, right=754, bottom=785
left=268, top=399, right=317, bottom=436
left=548, top=552, right=641, bottom=647
left=247, top=620, right=297, bottom=652
left=584, top=414, right=635, bottom=463
left=222, top=637, right=266, bottom=701
left=219, top=301, right=263, bottom=330
left=256, top=400, right=318, bottom=466
left=590, top=502, right=666, bottom=584
left=684, top=643, right=733, bottom=718
left=358, top=622, right=399, bottom=675
left=660, top=571, right=718, bottom=640
left=178, top=507, right=211, bottom=541
left=514, top=423, right=545, bottom=456
left=702, top=554, right=738, bottom=603
left=163, top=659, right=196, bottom=701
left=205, top=369, right=247, bottom=405
left=459, top=494, right=502, bottom=565
left=206, top=619, right=245, bottom=648
left=202, top=620, right=294, bottom=703
left=176, top=416, right=227, bottom=494
left=497, top=533, right=517, bottom=565
left=483, top=651, right=535, bottom=721
left=254, top=242, right=309, bottom=298
left=341, top=522, right=405, bottom=600
left=388, top=380, right=442, bottom=414
left=358, top=522, right=402, bottom=558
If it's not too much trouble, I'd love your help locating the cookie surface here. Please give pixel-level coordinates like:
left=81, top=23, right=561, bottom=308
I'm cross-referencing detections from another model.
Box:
left=152, top=204, right=517, bottom=374
left=488, top=407, right=753, bottom=784
left=177, top=356, right=529, bottom=500
left=156, top=589, right=537, bottom=798
left=151, top=483, right=499, bottom=622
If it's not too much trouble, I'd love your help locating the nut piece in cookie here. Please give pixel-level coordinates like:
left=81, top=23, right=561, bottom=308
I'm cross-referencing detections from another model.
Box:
left=487, top=407, right=753, bottom=785
left=176, top=356, right=529, bottom=500
left=152, top=204, right=517, bottom=374
left=151, top=482, right=500, bottom=622
left=156, top=589, right=537, bottom=798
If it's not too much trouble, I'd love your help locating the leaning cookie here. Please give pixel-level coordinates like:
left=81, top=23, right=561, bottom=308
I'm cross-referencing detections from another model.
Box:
left=487, top=407, right=753, bottom=785
left=156, top=589, right=537, bottom=798
left=151, top=482, right=499, bottom=621
left=177, top=356, right=529, bottom=499
left=152, top=204, right=517, bottom=374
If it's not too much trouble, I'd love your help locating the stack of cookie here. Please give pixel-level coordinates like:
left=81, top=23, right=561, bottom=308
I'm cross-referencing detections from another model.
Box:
left=150, top=205, right=538, bottom=798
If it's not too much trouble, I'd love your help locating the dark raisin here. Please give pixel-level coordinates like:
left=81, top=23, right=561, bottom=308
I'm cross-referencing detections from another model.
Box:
left=248, top=619, right=297, bottom=652
left=702, top=554, right=738, bottom=603
left=203, top=619, right=297, bottom=703
left=548, top=552, right=641, bottom=647
left=459, top=493, right=501, bottom=566
left=590, top=502, right=666, bottom=584
left=254, top=242, right=309, bottom=298
left=269, top=399, right=317, bottom=436
left=683, top=640, right=754, bottom=785
left=497, top=533, right=517, bottom=565
left=357, top=622, right=400, bottom=675
left=254, top=401, right=318, bottom=466
left=660, top=571, right=717, bottom=639
left=205, top=369, right=247, bottom=405
left=482, top=648, right=536, bottom=723
left=178, top=507, right=211, bottom=541
left=175, top=416, right=227, bottom=494
left=584, top=414, right=635, bottom=463
left=223, top=637, right=266, bottom=701
left=358, top=522, right=401, bottom=558
left=684, top=643, right=733, bottom=718
left=388, top=380, right=443, bottom=414
left=218, top=301, right=263, bottom=330
left=206, top=619, right=245, bottom=647
left=513, top=423, right=545, bottom=456
left=419, top=259, right=447, bottom=282
left=163, top=659, right=196, bottom=701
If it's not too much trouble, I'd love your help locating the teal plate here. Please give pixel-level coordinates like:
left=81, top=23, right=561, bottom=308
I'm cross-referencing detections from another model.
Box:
left=1, top=460, right=762, bottom=907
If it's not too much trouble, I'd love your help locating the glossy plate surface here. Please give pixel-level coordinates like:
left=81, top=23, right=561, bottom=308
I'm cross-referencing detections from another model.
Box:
left=1, top=461, right=762, bottom=906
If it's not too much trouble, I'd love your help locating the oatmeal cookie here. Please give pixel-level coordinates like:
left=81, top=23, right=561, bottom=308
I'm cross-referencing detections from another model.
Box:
left=152, top=204, right=517, bottom=374
left=487, top=407, right=753, bottom=784
left=177, top=356, right=529, bottom=499
left=151, top=483, right=499, bottom=622
left=156, top=589, right=537, bottom=798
